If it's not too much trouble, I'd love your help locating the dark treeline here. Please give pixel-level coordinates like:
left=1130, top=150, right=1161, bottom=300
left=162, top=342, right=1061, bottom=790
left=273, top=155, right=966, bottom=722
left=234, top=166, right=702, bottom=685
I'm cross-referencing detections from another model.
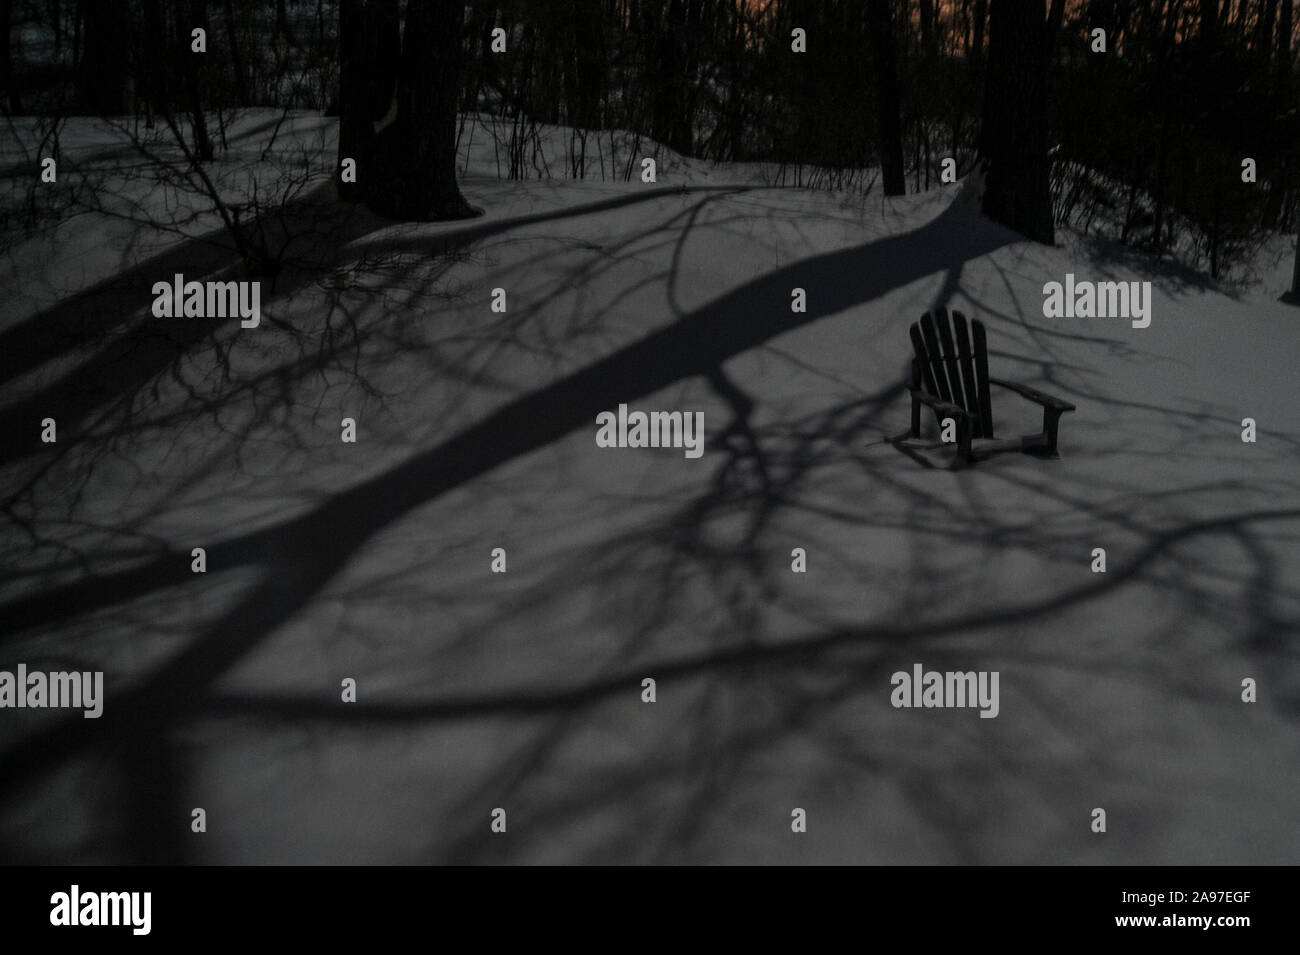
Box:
left=1054, top=0, right=1298, bottom=276
left=2, top=0, right=1297, bottom=275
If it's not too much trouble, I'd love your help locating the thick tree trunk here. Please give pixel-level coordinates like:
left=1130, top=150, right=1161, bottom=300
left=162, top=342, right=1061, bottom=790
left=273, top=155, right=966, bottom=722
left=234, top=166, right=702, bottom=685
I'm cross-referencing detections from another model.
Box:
left=919, top=0, right=938, bottom=61
left=275, top=0, right=297, bottom=47
left=653, top=0, right=690, bottom=154
left=979, top=0, right=1054, bottom=244
left=366, top=0, right=401, bottom=122
left=78, top=0, right=130, bottom=114
left=1291, top=238, right=1300, bottom=297
left=867, top=0, right=906, bottom=197
left=365, top=0, right=477, bottom=220
left=338, top=0, right=398, bottom=202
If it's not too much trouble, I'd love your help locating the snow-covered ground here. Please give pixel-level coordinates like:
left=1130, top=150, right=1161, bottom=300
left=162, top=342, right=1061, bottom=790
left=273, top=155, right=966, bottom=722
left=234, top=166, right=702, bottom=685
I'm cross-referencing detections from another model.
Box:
left=1, top=111, right=1297, bottom=864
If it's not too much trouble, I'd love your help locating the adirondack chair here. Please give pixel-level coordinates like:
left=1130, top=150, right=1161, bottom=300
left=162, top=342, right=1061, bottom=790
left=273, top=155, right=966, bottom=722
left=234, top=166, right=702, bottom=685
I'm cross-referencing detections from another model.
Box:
left=906, top=308, right=1076, bottom=463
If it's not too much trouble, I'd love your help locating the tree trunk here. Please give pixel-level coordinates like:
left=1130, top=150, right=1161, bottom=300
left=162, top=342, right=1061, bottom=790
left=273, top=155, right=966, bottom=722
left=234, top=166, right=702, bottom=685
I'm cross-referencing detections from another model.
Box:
left=1200, top=0, right=1220, bottom=42
left=142, top=0, right=167, bottom=126
left=366, top=0, right=401, bottom=123
left=679, top=0, right=703, bottom=154
left=1257, top=0, right=1279, bottom=59
left=1088, top=0, right=1122, bottom=48
left=337, top=0, right=369, bottom=202
left=1047, top=0, right=1066, bottom=60
left=49, top=0, right=61, bottom=56
left=222, top=0, right=251, bottom=107
left=1262, top=0, right=1293, bottom=228
left=1, top=0, right=16, bottom=113
left=972, top=0, right=988, bottom=69
left=919, top=0, right=939, bottom=62
left=336, top=0, right=399, bottom=203
left=1291, top=237, right=1300, bottom=298
left=1279, top=0, right=1294, bottom=233
left=179, top=0, right=214, bottom=161
left=979, top=0, right=1054, bottom=244
left=275, top=0, right=297, bottom=47
left=1281, top=0, right=1293, bottom=76
left=574, top=0, right=604, bottom=130
left=725, top=0, right=744, bottom=160
left=365, top=0, right=478, bottom=220
left=867, top=0, right=906, bottom=197
left=653, top=0, right=690, bottom=154
left=78, top=0, right=130, bottom=114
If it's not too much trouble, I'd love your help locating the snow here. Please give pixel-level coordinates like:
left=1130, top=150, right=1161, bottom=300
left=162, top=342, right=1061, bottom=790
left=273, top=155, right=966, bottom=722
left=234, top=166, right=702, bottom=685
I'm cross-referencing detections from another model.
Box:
left=1, top=110, right=1298, bottom=864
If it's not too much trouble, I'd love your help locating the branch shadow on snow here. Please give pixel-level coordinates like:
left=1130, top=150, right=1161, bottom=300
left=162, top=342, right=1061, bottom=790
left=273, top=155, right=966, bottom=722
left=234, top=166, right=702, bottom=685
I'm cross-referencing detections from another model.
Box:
left=1, top=182, right=1297, bottom=863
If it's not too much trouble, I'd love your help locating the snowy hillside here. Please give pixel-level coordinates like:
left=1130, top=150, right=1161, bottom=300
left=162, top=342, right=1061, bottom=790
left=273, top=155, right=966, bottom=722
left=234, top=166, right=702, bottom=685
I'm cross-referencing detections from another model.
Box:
left=1, top=111, right=1298, bottom=864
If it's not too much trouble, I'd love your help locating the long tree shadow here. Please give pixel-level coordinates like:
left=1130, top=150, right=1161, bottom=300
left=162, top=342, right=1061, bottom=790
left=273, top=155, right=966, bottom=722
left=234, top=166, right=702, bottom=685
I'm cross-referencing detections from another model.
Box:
left=0, top=181, right=756, bottom=465
left=2, top=198, right=1011, bottom=631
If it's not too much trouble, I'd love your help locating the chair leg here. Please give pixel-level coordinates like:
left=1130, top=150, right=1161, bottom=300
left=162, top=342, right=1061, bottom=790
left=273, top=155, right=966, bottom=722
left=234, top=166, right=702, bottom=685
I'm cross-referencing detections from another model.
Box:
left=957, top=416, right=973, bottom=463
left=910, top=395, right=921, bottom=438
left=1043, top=408, right=1064, bottom=456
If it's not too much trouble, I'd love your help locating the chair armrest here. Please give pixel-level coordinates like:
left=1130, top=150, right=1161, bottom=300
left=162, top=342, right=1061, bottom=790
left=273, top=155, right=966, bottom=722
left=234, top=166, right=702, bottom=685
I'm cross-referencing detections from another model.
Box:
left=908, top=388, right=968, bottom=422
left=987, top=378, right=1076, bottom=412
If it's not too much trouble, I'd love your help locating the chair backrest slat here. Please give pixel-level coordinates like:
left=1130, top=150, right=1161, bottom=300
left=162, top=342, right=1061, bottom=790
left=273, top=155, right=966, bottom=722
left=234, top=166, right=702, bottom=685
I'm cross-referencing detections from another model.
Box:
left=972, top=318, right=993, bottom=438
left=950, top=311, right=984, bottom=438
left=909, top=324, right=940, bottom=398
left=918, top=311, right=955, bottom=404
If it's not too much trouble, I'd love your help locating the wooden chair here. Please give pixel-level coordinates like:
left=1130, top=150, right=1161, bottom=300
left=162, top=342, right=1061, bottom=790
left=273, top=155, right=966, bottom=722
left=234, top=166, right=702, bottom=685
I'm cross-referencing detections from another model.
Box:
left=906, top=308, right=1076, bottom=464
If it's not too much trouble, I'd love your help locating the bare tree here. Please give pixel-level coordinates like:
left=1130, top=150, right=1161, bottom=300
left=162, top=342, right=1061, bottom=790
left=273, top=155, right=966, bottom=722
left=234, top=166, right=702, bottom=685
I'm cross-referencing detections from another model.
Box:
left=1, top=0, right=16, bottom=113
left=362, top=0, right=478, bottom=220
left=77, top=0, right=130, bottom=114
left=867, top=0, right=906, bottom=197
left=178, top=0, right=214, bottom=161
left=979, top=0, right=1053, bottom=244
